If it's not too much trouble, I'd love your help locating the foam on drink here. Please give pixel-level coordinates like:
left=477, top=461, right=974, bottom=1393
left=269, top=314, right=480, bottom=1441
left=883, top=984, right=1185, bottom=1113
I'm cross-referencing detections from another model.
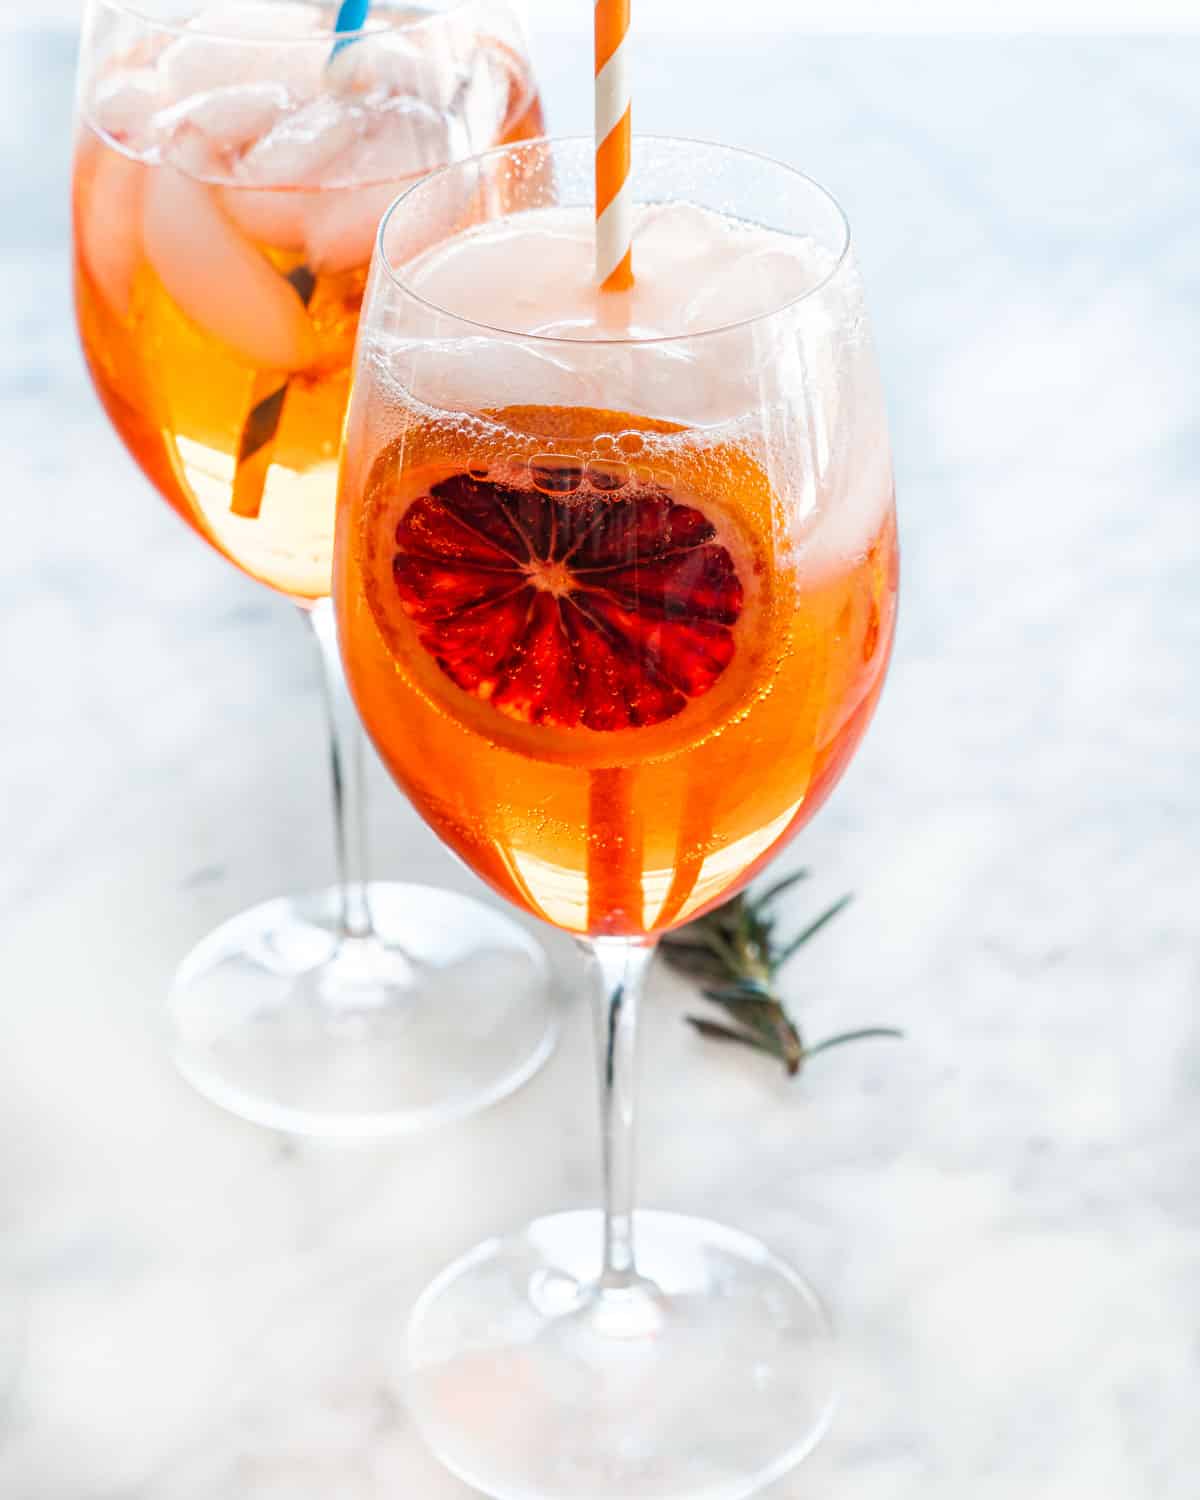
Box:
left=374, top=202, right=893, bottom=578
left=401, top=203, right=837, bottom=340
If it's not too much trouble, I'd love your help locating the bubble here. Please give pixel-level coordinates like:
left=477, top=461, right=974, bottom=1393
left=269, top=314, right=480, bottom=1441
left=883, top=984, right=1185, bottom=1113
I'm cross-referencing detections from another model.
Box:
left=530, top=455, right=583, bottom=494
left=654, top=469, right=674, bottom=491
left=468, top=462, right=490, bottom=480
left=585, top=459, right=629, bottom=492
left=617, top=432, right=646, bottom=457
left=593, top=434, right=616, bottom=455
left=635, top=465, right=653, bottom=485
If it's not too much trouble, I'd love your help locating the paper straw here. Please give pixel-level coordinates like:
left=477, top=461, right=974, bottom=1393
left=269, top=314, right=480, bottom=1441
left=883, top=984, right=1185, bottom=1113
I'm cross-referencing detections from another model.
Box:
left=332, top=0, right=370, bottom=56
left=589, top=3, right=639, bottom=928
left=594, top=0, right=632, bottom=291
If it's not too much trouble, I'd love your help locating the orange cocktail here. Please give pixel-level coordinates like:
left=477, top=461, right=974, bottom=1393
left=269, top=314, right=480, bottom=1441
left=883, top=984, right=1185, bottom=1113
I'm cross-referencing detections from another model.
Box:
left=73, top=1, right=543, bottom=602
left=340, top=404, right=896, bottom=936
left=336, top=181, right=897, bottom=937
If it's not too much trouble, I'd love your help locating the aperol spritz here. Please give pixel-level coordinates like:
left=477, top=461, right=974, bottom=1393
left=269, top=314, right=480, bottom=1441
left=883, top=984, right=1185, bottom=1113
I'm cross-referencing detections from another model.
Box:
left=335, top=138, right=898, bottom=1497
left=338, top=193, right=896, bottom=937
left=74, top=0, right=543, bottom=600
left=71, top=1, right=555, bottom=1138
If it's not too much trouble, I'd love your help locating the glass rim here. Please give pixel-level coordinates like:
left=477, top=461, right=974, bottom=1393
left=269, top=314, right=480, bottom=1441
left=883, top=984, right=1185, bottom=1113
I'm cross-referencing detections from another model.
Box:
left=90, top=0, right=476, bottom=45
left=375, top=134, right=854, bottom=349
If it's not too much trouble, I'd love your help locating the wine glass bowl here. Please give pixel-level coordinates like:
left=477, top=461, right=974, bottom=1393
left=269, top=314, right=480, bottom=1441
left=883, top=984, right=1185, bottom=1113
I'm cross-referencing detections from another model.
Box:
left=74, top=0, right=546, bottom=601
left=337, top=138, right=896, bottom=940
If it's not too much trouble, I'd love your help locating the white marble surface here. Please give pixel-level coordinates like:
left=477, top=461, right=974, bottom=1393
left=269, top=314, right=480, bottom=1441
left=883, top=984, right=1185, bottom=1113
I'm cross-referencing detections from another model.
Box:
left=3, top=24, right=1199, bottom=1500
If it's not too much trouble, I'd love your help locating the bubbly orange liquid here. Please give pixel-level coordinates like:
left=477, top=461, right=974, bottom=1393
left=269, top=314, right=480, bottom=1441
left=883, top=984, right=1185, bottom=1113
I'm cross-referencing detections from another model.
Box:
left=336, top=403, right=898, bottom=937
left=72, top=52, right=543, bottom=604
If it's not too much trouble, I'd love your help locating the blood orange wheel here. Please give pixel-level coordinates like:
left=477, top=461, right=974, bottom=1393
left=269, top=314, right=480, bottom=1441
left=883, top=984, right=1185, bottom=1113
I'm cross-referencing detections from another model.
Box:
left=359, top=444, right=770, bottom=765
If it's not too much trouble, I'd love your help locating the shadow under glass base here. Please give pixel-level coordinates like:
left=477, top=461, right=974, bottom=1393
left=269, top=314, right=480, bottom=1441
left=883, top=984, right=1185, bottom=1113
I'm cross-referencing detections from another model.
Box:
left=406, top=1210, right=837, bottom=1500
left=168, top=883, right=556, bottom=1138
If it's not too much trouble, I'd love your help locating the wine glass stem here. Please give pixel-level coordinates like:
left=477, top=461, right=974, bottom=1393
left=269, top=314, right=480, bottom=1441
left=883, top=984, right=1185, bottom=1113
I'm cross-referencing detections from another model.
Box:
left=586, top=936, right=656, bottom=1285
left=304, top=597, right=373, bottom=942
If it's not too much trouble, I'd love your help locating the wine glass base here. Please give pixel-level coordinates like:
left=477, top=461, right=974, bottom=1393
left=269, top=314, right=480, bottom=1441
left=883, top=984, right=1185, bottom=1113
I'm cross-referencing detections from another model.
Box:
left=406, top=1210, right=837, bottom=1500
left=168, top=882, right=556, bottom=1138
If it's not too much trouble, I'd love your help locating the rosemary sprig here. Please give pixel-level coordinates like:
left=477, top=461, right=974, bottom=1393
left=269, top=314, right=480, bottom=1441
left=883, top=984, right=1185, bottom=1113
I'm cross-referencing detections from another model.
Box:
left=661, top=870, right=903, bottom=1076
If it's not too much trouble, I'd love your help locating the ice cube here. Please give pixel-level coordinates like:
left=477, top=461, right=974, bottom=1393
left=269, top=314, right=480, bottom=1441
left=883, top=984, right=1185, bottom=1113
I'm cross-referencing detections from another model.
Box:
left=403, top=216, right=595, bottom=338
left=303, top=179, right=397, bottom=274
left=635, top=202, right=738, bottom=273
left=449, top=46, right=511, bottom=155
left=328, top=28, right=509, bottom=149
left=219, top=183, right=312, bottom=253
left=76, top=138, right=146, bottom=320
left=160, top=3, right=327, bottom=104
left=374, top=334, right=595, bottom=416
left=218, top=94, right=366, bottom=252
left=142, top=162, right=316, bottom=371
left=326, top=30, right=463, bottom=113
left=151, top=81, right=291, bottom=156
left=682, top=241, right=832, bottom=334
left=157, top=120, right=224, bottom=179
left=302, top=98, right=451, bottom=273
left=627, top=202, right=759, bottom=337
left=89, top=67, right=165, bottom=151
left=790, top=283, right=894, bottom=575
left=328, top=96, right=449, bottom=183
left=182, top=0, right=327, bottom=36
left=235, top=95, right=364, bottom=185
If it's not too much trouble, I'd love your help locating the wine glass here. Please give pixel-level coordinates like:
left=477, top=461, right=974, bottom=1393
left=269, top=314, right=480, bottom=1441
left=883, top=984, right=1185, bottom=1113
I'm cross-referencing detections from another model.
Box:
left=71, top=0, right=558, bottom=1137
left=335, top=137, right=898, bottom=1497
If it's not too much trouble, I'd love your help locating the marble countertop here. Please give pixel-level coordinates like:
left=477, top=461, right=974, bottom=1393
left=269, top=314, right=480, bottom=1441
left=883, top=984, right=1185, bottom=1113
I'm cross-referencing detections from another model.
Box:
left=3, top=25, right=1198, bottom=1500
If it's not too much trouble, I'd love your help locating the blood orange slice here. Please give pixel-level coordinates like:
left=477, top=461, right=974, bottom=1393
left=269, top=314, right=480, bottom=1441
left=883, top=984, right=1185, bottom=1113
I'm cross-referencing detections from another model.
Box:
left=389, top=467, right=743, bottom=733
left=361, top=448, right=763, bottom=757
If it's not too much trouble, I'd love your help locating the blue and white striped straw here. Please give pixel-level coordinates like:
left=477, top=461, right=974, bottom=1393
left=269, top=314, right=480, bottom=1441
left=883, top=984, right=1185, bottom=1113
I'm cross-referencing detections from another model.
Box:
left=332, top=0, right=371, bottom=58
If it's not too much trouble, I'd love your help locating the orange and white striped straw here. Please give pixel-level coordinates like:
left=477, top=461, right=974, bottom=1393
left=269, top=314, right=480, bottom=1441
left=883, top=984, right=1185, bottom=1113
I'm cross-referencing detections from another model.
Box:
left=594, top=0, right=633, bottom=290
